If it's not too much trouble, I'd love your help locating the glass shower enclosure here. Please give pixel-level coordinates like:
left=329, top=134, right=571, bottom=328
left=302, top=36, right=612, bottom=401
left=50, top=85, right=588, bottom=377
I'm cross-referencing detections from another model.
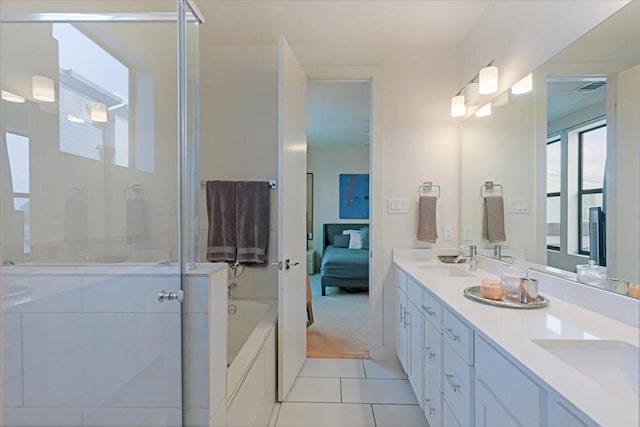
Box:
left=0, top=0, right=202, bottom=425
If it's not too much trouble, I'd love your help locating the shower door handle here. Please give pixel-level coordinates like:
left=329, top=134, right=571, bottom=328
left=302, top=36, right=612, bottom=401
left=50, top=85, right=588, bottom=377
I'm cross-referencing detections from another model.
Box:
left=157, top=290, right=184, bottom=303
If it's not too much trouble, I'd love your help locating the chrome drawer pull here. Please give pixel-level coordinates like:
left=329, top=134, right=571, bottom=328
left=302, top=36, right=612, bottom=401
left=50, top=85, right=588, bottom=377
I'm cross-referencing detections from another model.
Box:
left=443, top=372, right=460, bottom=392
left=441, top=325, right=459, bottom=342
left=421, top=304, right=435, bottom=316
left=424, top=346, right=435, bottom=359
left=424, top=398, right=436, bottom=415
left=400, top=304, right=405, bottom=322
left=404, top=309, right=411, bottom=327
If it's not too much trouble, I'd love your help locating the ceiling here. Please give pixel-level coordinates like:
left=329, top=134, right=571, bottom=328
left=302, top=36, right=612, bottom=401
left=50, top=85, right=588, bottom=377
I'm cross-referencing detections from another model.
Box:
left=307, top=80, right=370, bottom=147
left=196, top=0, right=489, bottom=46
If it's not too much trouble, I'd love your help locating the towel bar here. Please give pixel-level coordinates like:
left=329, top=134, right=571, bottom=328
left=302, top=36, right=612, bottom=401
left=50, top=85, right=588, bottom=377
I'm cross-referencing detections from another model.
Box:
left=200, top=180, right=277, bottom=189
left=480, top=181, right=503, bottom=198
left=418, top=181, right=441, bottom=198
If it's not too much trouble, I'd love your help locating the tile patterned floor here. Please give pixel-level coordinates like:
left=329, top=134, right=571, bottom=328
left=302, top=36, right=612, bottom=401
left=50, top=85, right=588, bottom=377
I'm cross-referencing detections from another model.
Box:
left=269, top=358, right=428, bottom=427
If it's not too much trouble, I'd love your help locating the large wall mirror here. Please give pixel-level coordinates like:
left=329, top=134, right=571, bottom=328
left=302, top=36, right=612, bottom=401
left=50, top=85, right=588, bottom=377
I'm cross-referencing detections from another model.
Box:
left=460, top=1, right=640, bottom=296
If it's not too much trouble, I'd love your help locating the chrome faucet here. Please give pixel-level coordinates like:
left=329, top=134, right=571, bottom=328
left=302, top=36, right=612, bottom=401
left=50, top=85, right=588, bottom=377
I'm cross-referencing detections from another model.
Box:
left=454, top=245, right=477, bottom=271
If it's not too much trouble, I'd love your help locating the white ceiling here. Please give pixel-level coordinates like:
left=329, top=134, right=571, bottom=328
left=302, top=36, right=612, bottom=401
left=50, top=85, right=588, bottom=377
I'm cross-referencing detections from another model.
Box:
left=196, top=0, right=489, bottom=46
left=307, top=80, right=370, bottom=147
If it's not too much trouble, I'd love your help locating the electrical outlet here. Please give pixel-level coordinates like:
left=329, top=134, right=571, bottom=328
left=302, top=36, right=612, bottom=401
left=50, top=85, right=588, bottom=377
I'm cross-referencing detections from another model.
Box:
left=463, top=225, right=473, bottom=241
left=443, top=225, right=454, bottom=241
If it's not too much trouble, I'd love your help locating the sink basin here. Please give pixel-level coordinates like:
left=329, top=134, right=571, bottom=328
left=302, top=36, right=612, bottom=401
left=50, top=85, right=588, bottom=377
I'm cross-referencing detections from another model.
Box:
left=416, top=265, right=473, bottom=277
left=533, top=339, right=639, bottom=400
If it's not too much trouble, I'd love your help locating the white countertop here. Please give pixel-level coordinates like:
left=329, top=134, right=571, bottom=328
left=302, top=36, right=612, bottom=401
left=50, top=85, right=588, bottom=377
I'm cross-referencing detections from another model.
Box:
left=393, top=250, right=639, bottom=427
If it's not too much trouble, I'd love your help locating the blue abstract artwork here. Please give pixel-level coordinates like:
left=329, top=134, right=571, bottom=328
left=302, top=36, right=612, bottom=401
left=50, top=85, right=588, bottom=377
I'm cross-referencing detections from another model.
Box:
left=339, top=174, right=369, bottom=219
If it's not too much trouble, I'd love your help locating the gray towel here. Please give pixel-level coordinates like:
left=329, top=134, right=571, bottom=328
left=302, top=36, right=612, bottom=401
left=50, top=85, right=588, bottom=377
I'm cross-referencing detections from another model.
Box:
left=417, top=195, right=438, bottom=243
left=126, top=197, right=147, bottom=244
left=206, top=181, right=237, bottom=262
left=236, top=181, right=270, bottom=264
left=482, top=195, right=507, bottom=243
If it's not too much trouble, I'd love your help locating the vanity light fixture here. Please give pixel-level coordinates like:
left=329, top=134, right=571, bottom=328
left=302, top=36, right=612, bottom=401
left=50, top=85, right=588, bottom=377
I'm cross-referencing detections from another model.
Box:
left=479, top=63, right=499, bottom=95
left=32, top=75, right=55, bottom=102
left=450, top=94, right=466, bottom=117
left=89, top=102, right=108, bottom=123
left=67, top=114, right=85, bottom=123
left=511, top=73, right=533, bottom=94
left=1, top=90, right=25, bottom=103
left=475, top=103, right=492, bottom=117
left=464, top=82, right=480, bottom=107
left=450, top=60, right=498, bottom=117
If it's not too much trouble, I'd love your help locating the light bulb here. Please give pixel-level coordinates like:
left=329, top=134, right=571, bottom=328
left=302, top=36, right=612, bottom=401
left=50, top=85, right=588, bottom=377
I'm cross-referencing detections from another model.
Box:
left=1, top=90, right=25, bottom=103
left=450, top=95, right=466, bottom=117
left=90, top=103, right=108, bottom=122
left=479, top=65, right=499, bottom=95
left=32, top=75, right=55, bottom=102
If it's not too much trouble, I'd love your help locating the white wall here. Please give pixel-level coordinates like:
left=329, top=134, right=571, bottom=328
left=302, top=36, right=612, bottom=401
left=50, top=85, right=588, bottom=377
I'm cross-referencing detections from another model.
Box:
left=307, top=144, right=370, bottom=262
left=458, top=1, right=628, bottom=111
left=611, top=64, right=640, bottom=282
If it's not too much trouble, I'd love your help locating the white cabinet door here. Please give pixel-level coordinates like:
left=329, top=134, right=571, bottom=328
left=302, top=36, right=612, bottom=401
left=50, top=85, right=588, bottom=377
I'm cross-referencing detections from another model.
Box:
left=475, top=379, right=520, bottom=427
left=548, top=393, right=598, bottom=427
left=277, top=36, right=308, bottom=401
left=408, top=300, right=423, bottom=404
left=396, top=286, right=409, bottom=373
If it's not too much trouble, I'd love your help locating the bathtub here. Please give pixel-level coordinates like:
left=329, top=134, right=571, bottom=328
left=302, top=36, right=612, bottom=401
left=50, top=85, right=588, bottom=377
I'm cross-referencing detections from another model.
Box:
left=226, top=298, right=278, bottom=401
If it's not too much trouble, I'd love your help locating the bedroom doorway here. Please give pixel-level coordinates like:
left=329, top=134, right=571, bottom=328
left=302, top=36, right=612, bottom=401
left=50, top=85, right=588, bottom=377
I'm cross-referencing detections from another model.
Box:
left=306, top=79, right=371, bottom=359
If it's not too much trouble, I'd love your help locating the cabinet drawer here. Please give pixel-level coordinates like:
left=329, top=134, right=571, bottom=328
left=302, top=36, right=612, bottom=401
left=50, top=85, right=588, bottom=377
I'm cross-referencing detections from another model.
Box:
left=407, top=276, right=424, bottom=306
left=442, top=341, right=474, bottom=427
left=475, top=336, right=543, bottom=427
left=442, top=307, right=474, bottom=365
left=423, top=317, right=441, bottom=382
left=421, top=290, right=441, bottom=328
left=397, top=267, right=408, bottom=294
left=423, top=373, right=442, bottom=427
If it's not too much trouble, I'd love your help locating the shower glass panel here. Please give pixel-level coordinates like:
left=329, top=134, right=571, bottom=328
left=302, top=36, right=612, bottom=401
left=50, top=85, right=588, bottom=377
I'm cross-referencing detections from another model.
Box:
left=0, top=1, right=201, bottom=425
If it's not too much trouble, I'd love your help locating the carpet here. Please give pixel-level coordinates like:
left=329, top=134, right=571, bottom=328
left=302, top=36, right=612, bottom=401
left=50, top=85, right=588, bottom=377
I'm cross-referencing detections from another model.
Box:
left=306, top=274, right=369, bottom=359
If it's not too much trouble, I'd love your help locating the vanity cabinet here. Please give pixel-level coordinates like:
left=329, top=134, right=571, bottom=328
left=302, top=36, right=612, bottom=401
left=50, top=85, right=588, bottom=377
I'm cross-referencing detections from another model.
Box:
left=407, top=277, right=424, bottom=402
left=396, top=269, right=409, bottom=373
left=475, top=335, right=544, bottom=427
left=548, top=392, right=597, bottom=427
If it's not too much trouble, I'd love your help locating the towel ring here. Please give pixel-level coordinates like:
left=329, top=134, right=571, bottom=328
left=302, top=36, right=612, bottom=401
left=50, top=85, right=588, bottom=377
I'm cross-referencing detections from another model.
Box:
left=418, top=181, right=441, bottom=198
left=480, top=181, right=503, bottom=198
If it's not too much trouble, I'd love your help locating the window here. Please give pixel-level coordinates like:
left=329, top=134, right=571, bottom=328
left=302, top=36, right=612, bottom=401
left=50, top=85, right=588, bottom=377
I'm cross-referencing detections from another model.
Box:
left=546, top=138, right=561, bottom=250
left=52, top=23, right=130, bottom=167
left=5, top=132, right=31, bottom=254
left=577, top=124, right=606, bottom=254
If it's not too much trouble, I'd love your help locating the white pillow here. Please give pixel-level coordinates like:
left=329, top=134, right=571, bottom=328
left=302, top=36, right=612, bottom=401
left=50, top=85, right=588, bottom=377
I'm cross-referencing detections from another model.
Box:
left=343, top=229, right=362, bottom=249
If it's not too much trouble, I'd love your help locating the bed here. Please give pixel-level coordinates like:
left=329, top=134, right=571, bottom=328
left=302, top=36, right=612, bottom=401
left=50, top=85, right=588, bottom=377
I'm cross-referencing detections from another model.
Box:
left=320, top=223, right=370, bottom=296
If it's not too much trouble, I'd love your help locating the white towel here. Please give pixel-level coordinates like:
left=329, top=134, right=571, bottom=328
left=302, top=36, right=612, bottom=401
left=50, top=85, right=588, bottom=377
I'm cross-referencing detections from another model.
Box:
left=417, top=196, right=438, bottom=243
left=482, top=196, right=507, bottom=243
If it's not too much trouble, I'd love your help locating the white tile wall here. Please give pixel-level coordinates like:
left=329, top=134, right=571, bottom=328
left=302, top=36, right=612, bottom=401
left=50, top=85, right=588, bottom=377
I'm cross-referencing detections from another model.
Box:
left=2, top=313, right=22, bottom=407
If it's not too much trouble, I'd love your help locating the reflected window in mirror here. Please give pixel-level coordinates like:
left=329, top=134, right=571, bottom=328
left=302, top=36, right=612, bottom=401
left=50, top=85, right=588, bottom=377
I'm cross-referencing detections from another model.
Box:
left=5, top=132, right=31, bottom=255
left=546, top=137, right=561, bottom=251
left=577, top=121, right=606, bottom=256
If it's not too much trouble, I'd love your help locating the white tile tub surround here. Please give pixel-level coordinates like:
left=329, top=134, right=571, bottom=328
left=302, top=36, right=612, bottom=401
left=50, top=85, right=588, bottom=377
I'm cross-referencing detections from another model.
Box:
left=1, top=263, right=199, bottom=427
left=393, top=249, right=640, bottom=427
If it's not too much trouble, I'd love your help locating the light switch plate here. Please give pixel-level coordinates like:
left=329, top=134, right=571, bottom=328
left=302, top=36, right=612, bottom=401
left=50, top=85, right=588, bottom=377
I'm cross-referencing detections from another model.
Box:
left=388, top=198, right=409, bottom=214
left=443, top=225, right=454, bottom=241
left=463, top=225, right=473, bottom=241
left=508, top=198, right=530, bottom=213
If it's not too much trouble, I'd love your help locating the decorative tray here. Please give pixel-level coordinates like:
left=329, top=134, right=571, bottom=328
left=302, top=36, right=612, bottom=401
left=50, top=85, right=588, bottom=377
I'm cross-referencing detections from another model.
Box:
left=463, top=286, right=549, bottom=309
left=438, top=255, right=463, bottom=264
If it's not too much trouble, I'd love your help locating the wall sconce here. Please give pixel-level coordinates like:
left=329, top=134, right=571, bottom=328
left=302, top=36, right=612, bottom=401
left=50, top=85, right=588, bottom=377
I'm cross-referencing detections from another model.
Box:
left=89, top=102, right=108, bottom=122
left=32, top=75, right=55, bottom=102
left=1, top=89, right=25, bottom=103
left=464, top=82, right=480, bottom=107
left=450, top=60, right=498, bottom=117
left=450, top=94, right=466, bottom=117
left=67, top=114, right=85, bottom=123
left=475, top=103, right=492, bottom=117
left=479, top=63, right=499, bottom=95
left=511, top=73, right=533, bottom=94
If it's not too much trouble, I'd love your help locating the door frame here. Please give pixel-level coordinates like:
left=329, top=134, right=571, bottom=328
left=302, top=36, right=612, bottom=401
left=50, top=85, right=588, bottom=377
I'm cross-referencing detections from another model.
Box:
left=305, top=66, right=384, bottom=361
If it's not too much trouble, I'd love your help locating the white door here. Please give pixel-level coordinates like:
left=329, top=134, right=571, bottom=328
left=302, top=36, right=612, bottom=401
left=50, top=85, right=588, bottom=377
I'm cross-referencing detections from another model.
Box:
left=277, top=36, right=308, bottom=401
